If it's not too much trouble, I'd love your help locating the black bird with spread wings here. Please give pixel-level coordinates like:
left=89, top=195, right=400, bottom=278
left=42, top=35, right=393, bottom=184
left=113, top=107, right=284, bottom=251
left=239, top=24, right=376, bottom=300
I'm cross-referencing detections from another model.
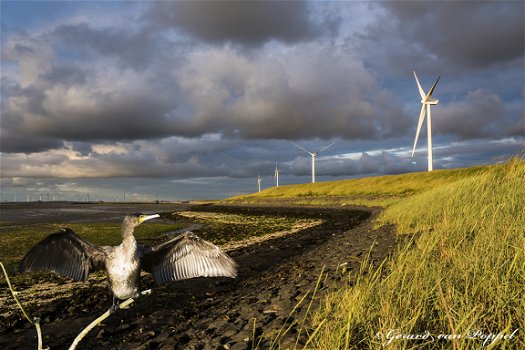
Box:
left=19, top=214, right=237, bottom=310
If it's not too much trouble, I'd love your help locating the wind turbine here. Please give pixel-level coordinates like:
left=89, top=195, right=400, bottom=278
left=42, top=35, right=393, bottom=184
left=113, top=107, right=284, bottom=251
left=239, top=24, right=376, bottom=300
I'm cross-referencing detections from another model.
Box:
left=274, top=163, right=280, bottom=187
left=411, top=71, right=440, bottom=172
left=257, top=174, right=262, bottom=192
left=292, top=142, right=335, bottom=183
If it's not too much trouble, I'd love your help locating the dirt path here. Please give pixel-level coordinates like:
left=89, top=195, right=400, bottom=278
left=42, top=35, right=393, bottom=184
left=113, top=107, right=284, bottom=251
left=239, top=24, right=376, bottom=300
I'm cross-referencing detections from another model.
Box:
left=1, top=205, right=397, bottom=350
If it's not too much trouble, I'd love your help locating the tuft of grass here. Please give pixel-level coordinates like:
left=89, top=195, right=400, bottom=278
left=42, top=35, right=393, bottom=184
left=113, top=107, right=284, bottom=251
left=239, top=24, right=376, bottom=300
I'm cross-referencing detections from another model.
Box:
left=305, top=158, right=525, bottom=349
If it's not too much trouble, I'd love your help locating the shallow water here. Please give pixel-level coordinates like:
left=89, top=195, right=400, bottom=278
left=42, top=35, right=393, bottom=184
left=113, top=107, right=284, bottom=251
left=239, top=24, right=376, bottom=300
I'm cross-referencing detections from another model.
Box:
left=0, top=202, right=193, bottom=224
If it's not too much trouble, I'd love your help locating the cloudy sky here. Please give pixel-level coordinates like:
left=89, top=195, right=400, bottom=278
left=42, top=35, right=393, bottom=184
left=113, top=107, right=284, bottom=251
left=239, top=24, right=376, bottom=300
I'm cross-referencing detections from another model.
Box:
left=1, top=1, right=523, bottom=201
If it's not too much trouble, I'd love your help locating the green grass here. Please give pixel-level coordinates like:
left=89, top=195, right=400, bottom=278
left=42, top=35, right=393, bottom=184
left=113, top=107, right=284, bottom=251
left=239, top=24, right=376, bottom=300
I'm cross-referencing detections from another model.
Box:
left=223, top=164, right=492, bottom=207
left=0, top=212, right=316, bottom=288
left=228, top=158, right=524, bottom=349
left=0, top=222, right=183, bottom=277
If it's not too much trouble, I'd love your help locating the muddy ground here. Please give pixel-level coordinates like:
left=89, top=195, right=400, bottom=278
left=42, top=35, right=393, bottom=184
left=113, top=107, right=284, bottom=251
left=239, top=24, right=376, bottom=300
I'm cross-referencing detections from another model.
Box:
left=0, top=204, right=398, bottom=349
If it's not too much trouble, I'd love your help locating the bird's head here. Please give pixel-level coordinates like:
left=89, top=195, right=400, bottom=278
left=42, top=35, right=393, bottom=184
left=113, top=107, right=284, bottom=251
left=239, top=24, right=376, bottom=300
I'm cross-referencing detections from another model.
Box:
left=123, top=213, right=160, bottom=228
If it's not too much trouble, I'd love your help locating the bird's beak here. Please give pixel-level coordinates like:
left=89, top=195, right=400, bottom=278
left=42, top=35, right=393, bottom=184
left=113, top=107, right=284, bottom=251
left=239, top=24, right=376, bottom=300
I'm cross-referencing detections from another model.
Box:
left=138, top=214, right=160, bottom=223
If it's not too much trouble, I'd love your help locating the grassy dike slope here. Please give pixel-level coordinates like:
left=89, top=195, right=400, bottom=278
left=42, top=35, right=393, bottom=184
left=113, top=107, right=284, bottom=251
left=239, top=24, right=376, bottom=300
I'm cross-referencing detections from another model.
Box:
left=225, top=158, right=525, bottom=349
left=222, top=164, right=493, bottom=207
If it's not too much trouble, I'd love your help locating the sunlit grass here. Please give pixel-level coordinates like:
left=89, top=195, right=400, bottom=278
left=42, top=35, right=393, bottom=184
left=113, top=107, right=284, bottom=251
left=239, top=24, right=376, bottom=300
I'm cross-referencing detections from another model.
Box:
left=302, top=158, right=525, bottom=349
left=227, top=158, right=525, bottom=349
left=223, top=164, right=493, bottom=207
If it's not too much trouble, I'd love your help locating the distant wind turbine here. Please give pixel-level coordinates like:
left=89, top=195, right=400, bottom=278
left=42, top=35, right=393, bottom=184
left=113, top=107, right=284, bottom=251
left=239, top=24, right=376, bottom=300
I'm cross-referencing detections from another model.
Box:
left=274, top=163, right=280, bottom=187
left=292, top=142, right=335, bottom=183
left=257, top=174, right=262, bottom=192
left=411, top=71, right=440, bottom=172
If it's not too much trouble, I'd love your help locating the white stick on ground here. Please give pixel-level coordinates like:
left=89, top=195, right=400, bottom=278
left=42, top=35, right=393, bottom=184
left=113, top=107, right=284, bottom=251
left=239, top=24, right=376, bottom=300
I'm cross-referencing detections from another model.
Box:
left=0, top=261, right=45, bottom=350
left=68, top=289, right=152, bottom=350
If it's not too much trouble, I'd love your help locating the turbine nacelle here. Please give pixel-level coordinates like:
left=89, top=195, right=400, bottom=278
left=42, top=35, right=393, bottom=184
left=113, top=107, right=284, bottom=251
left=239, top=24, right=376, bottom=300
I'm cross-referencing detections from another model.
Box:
left=422, top=98, right=439, bottom=105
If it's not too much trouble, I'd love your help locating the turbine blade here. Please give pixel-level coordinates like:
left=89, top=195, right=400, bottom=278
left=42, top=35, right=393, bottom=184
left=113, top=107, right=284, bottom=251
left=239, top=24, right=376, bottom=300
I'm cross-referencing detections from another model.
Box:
left=426, top=75, right=440, bottom=99
left=317, top=142, right=336, bottom=153
left=292, top=142, right=313, bottom=155
left=411, top=105, right=427, bottom=157
left=413, top=71, right=425, bottom=99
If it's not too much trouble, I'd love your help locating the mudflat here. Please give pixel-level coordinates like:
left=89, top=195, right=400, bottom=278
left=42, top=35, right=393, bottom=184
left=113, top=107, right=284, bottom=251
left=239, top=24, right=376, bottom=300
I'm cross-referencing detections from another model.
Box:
left=0, top=204, right=397, bottom=349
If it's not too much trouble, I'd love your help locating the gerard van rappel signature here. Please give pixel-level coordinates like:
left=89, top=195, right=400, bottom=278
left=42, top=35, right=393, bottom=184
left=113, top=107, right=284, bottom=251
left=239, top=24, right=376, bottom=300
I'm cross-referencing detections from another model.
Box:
left=376, top=328, right=519, bottom=347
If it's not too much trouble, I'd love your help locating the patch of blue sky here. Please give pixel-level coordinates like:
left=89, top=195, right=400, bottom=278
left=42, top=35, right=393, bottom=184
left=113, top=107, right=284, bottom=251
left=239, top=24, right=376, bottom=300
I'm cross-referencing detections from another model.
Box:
left=1, top=1, right=138, bottom=35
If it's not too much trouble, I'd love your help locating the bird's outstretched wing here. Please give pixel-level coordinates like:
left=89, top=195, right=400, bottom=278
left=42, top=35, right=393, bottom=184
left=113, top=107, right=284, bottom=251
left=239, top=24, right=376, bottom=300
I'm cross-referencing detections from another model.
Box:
left=141, top=232, right=237, bottom=285
left=19, top=228, right=108, bottom=281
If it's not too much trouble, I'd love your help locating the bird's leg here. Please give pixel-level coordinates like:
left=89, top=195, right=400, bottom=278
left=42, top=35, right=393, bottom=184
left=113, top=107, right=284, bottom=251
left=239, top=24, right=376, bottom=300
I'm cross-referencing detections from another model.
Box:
left=109, top=296, right=120, bottom=314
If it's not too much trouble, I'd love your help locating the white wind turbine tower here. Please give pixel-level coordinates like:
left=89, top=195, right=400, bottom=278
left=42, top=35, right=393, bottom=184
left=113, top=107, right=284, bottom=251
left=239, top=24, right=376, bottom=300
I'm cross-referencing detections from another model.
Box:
left=411, top=71, right=440, bottom=172
left=274, top=163, right=280, bottom=187
left=257, top=174, right=262, bottom=192
left=292, top=142, right=335, bottom=183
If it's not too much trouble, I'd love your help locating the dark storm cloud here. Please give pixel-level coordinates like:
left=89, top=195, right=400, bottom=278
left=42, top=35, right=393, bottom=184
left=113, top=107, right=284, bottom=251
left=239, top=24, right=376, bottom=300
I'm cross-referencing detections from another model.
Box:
left=170, top=45, right=410, bottom=141
left=38, top=95, right=175, bottom=141
left=147, top=1, right=338, bottom=46
left=0, top=75, right=179, bottom=152
left=0, top=79, right=63, bottom=153
left=2, top=0, right=522, bottom=200
left=362, top=1, right=524, bottom=72
left=41, top=65, right=87, bottom=86
left=53, top=22, right=157, bottom=70
left=2, top=28, right=411, bottom=154
left=1, top=21, right=192, bottom=153
left=0, top=129, right=64, bottom=153
left=435, top=89, right=520, bottom=139
left=71, top=142, right=93, bottom=156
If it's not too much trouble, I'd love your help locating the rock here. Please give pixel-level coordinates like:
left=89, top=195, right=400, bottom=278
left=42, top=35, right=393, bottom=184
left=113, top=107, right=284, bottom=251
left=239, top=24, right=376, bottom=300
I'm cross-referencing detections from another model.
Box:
left=146, top=331, right=156, bottom=338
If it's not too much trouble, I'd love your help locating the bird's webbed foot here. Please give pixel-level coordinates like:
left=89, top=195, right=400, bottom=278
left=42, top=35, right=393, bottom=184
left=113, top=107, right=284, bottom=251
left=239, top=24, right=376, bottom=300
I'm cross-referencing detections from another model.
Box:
left=109, top=297, right=120, bottom=314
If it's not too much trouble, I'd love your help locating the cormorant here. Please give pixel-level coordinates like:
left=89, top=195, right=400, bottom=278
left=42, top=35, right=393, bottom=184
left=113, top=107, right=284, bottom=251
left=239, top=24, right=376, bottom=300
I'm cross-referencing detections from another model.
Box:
left=19, top=213, right=237, bottom=310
